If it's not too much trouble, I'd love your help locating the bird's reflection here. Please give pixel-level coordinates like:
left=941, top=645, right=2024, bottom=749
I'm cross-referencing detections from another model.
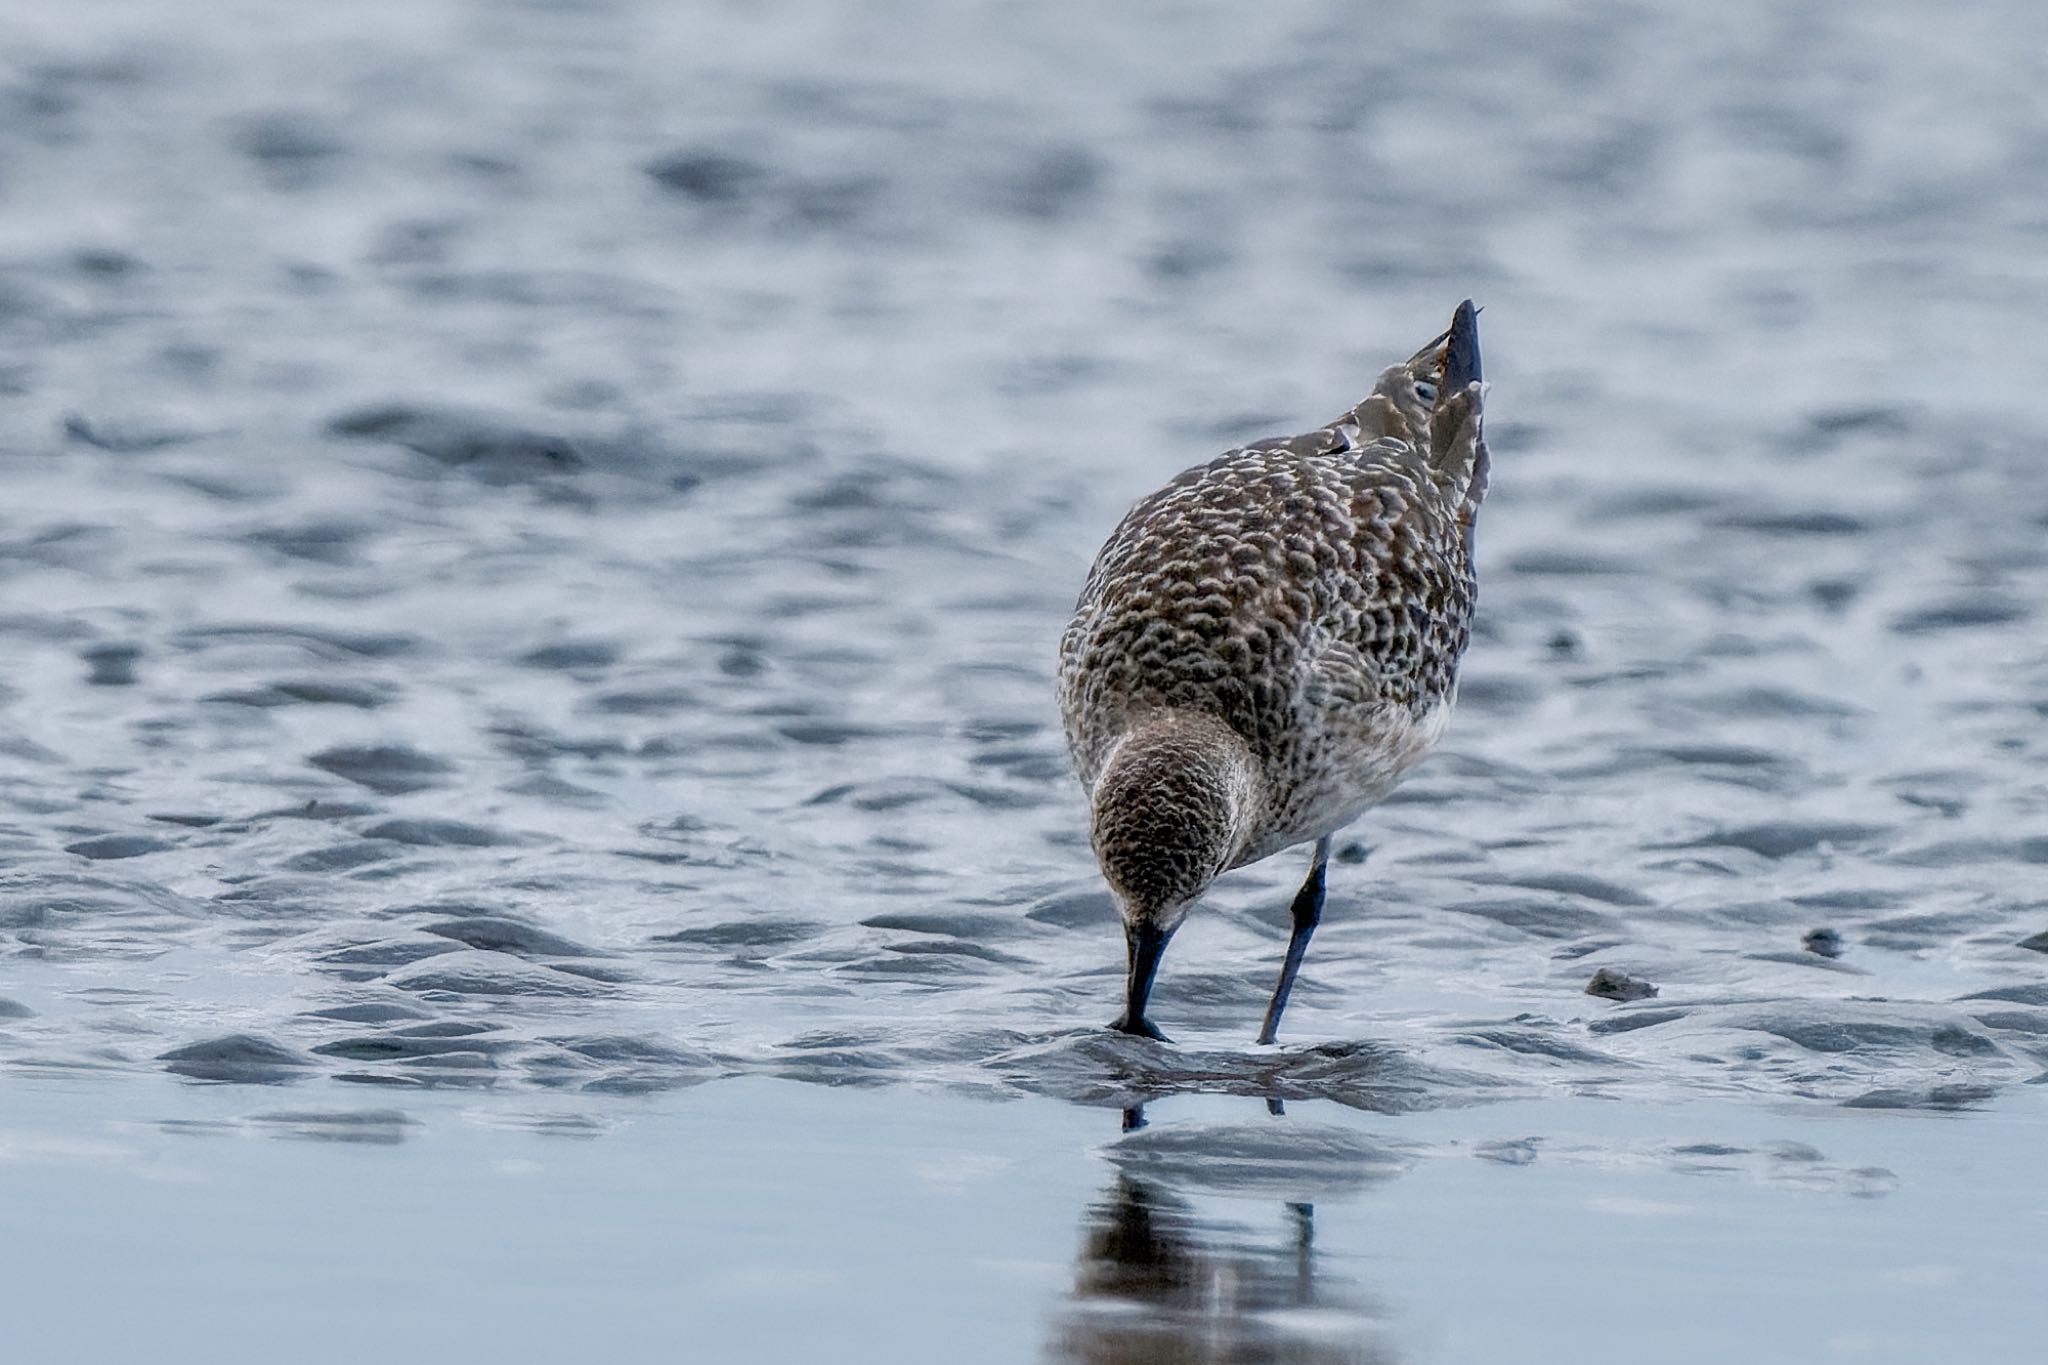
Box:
left=1046, top=1140, right=1398, bottom=1364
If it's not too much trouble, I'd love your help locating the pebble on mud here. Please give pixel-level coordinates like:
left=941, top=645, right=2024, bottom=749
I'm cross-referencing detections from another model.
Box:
left=1803, top=927, right=1846, bottom=958
left=1585, top=968, right=1658, bottom=1002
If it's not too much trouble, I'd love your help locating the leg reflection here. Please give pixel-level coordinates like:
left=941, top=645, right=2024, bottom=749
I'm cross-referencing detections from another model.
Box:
left=1046, top=1173, right=1396, bottom=1364
left=1289, top=1201, right=1314, bottom=1306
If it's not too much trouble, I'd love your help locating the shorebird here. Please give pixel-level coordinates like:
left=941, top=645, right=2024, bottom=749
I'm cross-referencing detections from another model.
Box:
left=1058, top=300, right=1488, bottom=1044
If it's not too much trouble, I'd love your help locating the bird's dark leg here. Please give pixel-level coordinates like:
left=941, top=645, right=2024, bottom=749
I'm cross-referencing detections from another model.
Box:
left=1257, top=835, right=1331, bottom=1045
left=1110, top=920, right=1174, bottom=1042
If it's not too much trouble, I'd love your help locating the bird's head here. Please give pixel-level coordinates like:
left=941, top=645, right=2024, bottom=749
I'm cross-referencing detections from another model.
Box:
left=1088, top=711, right=1263, bottom=1040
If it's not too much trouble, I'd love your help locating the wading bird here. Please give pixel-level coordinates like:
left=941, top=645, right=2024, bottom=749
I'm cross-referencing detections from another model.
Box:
left=1058, top=301, right=1488, bottom=1043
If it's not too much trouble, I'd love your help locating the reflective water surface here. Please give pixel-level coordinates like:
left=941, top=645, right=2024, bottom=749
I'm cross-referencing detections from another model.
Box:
left=5, top=1078, right=2045, bottom=1363
left=3, top=0, right=2047, bottom=1360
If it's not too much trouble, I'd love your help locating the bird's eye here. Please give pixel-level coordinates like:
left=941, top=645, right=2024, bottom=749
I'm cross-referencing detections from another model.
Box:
left=1414, top=380, right=1438, bottom=403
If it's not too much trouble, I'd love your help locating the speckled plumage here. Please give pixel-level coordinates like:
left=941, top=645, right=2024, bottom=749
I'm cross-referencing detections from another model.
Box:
left=1059, top=301, right=1490, bottom=1041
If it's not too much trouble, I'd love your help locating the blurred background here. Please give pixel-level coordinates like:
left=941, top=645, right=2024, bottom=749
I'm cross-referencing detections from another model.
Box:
left=3, top=2, right=2046, bottom=1362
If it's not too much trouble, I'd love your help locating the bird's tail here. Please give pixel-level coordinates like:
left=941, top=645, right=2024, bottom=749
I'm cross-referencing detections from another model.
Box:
left=1335, top=301, right=1488, bottom=506
left=1426, top=300, right=1488, bottom=520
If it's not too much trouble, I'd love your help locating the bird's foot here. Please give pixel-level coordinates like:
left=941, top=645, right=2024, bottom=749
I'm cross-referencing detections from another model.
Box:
left=1108, top=1013, right=1172, bottom=1043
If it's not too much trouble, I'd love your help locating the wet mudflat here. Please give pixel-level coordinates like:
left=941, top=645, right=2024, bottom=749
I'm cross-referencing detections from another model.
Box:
left=3, top=0, right=2047, bottom=1361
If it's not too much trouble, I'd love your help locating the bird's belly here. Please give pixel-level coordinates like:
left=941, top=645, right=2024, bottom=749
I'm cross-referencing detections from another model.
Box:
left=1237, top=697, right=1452, bottom=865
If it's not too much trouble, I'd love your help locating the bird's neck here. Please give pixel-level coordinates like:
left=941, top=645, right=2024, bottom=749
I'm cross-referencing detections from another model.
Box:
left=1090, top=712, right=1264, bottom=923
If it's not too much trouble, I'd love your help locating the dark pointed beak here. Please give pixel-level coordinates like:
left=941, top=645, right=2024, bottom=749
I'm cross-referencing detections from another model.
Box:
left=1442, top=299, right=1483, bottom=392
left=1110, top=920, right=1174, bottom=1042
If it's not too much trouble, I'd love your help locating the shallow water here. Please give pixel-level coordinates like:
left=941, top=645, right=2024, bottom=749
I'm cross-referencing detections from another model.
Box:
left=2, top=0, right=2046, bottom=1360
left=8, top=1076, right=2047, bottom=1363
